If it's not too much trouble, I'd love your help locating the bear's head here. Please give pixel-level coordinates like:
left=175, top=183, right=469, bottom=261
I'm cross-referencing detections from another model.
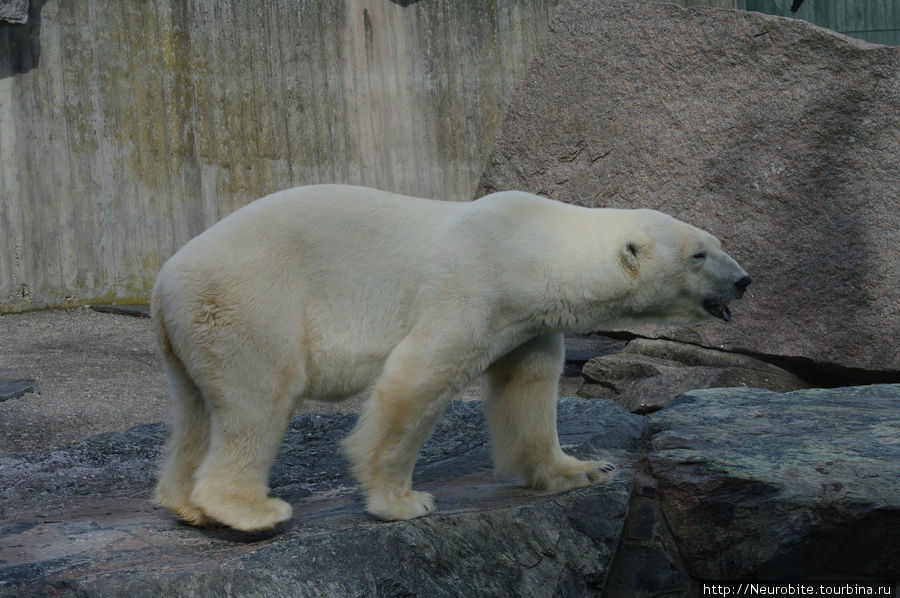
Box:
left=617, top=210, right=751, bottom=326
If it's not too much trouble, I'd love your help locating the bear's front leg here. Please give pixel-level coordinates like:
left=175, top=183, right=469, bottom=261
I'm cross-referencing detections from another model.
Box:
left=484, top=333, right=615, bottom=491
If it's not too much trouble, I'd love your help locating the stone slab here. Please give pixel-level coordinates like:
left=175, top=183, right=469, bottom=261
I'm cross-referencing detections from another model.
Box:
left=88, top=305, right=150, bottom=319
left=0, top=0, right=28, bottom=25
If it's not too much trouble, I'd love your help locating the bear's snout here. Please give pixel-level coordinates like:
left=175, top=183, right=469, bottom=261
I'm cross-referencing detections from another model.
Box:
left=734, top=275, right=752, bottom=296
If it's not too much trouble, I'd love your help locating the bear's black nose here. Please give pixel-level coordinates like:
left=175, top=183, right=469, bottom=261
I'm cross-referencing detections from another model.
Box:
left=735, top=276, right=752, bottom=294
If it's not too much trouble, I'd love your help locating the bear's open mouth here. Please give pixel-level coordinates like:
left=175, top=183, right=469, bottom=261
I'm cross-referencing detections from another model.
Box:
left=703, top=299, right=731, bottom=322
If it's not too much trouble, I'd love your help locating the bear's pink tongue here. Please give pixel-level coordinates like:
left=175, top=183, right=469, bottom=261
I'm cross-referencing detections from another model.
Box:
left=703, top=300, right=731, bottom=321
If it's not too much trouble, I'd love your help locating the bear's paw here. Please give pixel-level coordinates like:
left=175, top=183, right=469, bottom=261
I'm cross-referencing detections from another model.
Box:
left=366, top=490, right=436, bottom=521
left=191, top=491, right=293, bottom=532
left=528, top=455, right=615, bottom=492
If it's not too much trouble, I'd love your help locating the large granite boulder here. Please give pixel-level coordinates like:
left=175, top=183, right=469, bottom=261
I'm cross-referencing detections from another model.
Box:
left=647, top=384, right=900, bottom=581
left=0, top=399, right=645, bottom=598
left=478, top=0, right=900, bottom=372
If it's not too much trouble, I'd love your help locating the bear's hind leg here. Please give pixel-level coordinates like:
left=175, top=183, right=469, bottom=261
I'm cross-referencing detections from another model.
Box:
left=153, top=358, right=213, bottom=527
left=484, top=333, right=615, bottom=491
left=343, top=333, right=477, bottom=521
left=188, top=377, right=298, bottom=532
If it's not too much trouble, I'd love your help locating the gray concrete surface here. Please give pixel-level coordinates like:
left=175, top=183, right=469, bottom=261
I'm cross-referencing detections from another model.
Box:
left=1, top=308, right=169, bottom=454
left=0, top=308, right=381, bottom=454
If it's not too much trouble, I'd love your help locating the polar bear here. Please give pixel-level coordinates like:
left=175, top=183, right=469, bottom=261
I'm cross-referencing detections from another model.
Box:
left=151, top=184, right=750, bottom=531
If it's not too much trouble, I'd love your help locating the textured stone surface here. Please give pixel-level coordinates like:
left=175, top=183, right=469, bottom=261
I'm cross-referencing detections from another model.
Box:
left=478, top=0, right=900, bottom=371
left=602, top=471, right=691, bottom=598
left=582, top=339, right=811, bottom=413
left=0, top=399, right=645, bottom=597
left=647, top=384, right=900, bottom=580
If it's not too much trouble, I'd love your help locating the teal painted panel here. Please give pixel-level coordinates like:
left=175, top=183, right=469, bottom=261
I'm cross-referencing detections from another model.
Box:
left=746, top=0, right=899, bottom=45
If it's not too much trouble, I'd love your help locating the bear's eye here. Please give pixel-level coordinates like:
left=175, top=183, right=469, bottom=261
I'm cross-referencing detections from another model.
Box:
left=692, top=251, right=707, bottom=260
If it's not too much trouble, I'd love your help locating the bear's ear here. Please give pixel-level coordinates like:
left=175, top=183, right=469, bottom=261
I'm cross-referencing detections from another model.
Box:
left=620, top=241, right=640, bottom=279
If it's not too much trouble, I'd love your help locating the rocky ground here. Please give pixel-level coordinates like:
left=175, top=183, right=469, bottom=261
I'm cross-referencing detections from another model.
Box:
left=1, top=308, right=898, bottom=596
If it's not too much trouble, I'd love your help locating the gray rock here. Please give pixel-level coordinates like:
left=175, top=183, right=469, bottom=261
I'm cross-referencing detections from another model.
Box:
left=0, top=399, right=645, bottom=598
left=88, top=305, right=150, bottom=319
left=647, top=384, right=900, bottom=580
left=478, top=0, right=900, bottom=372
left=560, top=333, right=630, bottom=396
left=0, top=0, right=28, bottom=25
left=0, top=379, right=36, bottom=402
left=620, top=339, right=798, bottom=373
left=582, top=339, right=811, bottom=413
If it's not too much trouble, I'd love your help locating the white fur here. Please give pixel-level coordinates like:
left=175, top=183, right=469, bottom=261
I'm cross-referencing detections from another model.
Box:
left=151, top=184, right=748, bottom=530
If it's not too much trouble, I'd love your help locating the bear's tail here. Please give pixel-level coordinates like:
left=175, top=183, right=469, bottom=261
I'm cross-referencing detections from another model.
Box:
left=151, top=284, right=180, bottom=375
left=150, top=281, right=200, bottom=403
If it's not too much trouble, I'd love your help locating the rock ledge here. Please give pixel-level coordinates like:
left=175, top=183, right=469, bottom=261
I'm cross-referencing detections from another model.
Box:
left=0, top=399, right=645, bottom=598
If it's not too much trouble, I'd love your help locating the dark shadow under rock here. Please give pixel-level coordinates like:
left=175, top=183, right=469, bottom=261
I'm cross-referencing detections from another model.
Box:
left=647, top=384, right=900, bottom=581
left=0, top=399, right=645, bottom=598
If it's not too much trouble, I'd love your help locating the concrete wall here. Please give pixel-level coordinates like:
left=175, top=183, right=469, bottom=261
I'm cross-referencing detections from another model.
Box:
left=0, top=0, right=557, bottom=312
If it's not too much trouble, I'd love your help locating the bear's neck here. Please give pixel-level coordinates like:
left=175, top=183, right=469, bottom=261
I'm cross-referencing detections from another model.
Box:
left=524, top=207, right=638, bottom=334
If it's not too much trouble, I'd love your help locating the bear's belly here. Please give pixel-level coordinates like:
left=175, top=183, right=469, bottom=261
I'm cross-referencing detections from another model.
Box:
left=302, top=346, right=391, bottom=401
